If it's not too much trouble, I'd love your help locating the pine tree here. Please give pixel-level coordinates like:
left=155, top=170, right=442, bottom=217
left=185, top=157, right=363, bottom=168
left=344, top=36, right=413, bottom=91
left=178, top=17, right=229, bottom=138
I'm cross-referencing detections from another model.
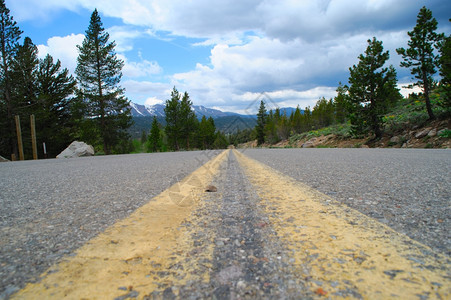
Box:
left=76, top=9, right=132, bottom=154
left=334, top=82, right=350, bottom=124
left=198, top=115, right=216, bottom=149
left=180, top=91, right=197, bottom=149
left=265, top=110, right=279, bottom=144
left=10, top=37, right=39, bottom=159
left=0, top=0, right=22, bottom=158
left=11, top=37, right=38, bottom=112
left=36, top=54, right=76, bottom=157
left=256, top=100, right=267, bottom=145
left=292, top=106, right=303, bottom=134
left=147, top=116, right=161, bottom=152
left=348, top=37, right=400, bottom=138
left=301, top=106, right=312, bottom=133
left=396, top=6, right=443, bottom=120
left=140, top=130, right=147, bottom=144
left=438, top=22, right=451, bottom=111
left=164, top=87, right=182, bottom=150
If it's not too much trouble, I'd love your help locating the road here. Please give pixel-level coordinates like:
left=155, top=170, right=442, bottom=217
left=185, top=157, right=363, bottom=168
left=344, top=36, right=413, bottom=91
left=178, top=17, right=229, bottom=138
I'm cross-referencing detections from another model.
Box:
left=0, top=149, right=450, bottom=299
left=243, top=148, right=451, bottom=255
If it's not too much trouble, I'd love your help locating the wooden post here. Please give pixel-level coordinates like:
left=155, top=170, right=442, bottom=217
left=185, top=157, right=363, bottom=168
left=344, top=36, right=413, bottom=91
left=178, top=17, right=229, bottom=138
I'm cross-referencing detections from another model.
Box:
left=30, top=114, right=38, bottom=160
left=15, top=115, right=24, bottom=161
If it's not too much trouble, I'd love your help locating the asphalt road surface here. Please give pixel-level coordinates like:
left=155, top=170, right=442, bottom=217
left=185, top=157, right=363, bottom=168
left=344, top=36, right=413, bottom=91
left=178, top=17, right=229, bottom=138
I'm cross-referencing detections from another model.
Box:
left=0, top=149, right=449, bottom=299
left=242, top=148, right=451, bottom=255
left=0, top=150, right=222, bottom=298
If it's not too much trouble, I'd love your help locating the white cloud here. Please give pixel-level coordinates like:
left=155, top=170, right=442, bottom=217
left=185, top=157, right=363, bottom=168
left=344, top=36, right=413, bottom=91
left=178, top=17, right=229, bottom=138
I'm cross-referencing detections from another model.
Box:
left=11, top=0, right=439, bottom=41
left=122, top=80, right=171, bottom=103
left=398, top=83, right=422, bottom=98
left=145, top=97, right=164, bottom=106
left=117, top=52, right=162, bottom=78
left=122, top=59, right=162, bottom=78
left=171, top=35, right=364, bottom=109
left=108, top=26, right=144, bottom=52
left=15, top=0, right=451, bottom=113
left=7, top=0, right=81, bottom=22
left=37, top=34, right=85, bottom=74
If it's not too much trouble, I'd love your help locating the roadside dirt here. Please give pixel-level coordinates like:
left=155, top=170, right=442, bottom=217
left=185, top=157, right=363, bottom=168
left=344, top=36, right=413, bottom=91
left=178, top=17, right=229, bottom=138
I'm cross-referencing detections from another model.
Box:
left=239, top=119, right=451, bottom=149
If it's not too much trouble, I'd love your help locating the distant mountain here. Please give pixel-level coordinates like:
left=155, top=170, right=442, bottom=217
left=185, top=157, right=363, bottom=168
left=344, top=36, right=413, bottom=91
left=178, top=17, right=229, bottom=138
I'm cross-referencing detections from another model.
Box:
left=129, top=102, right=244, bottom=119
left=129, top=103, right=166, bottom=117
left=128, top=115, right=257, bottom=138
left=128, top=102, right=298, bottom=138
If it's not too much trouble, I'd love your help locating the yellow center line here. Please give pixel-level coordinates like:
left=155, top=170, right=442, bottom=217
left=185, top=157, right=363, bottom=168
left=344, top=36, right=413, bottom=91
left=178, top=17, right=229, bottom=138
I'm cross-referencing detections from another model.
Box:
left=13, top=150, right=229, bottom=299
left=234, top=149, right=450, bottom=299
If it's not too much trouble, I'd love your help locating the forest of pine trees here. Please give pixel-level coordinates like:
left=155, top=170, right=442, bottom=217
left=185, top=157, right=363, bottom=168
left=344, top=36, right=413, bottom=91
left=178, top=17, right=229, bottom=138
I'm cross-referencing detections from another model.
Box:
left=0, top=2, right=132, bottom=159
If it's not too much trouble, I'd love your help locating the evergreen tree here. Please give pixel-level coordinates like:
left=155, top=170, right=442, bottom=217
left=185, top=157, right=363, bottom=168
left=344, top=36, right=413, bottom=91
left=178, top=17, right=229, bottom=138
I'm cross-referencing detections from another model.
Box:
left=164, top=87, right=182, bottom=150
left=396, top=6, right=443, bottom=120
left=36, top=54, right=76, bottom=157
left=302, top=106, right=312, bottom=132
left=0, top=0, right=22, bottom=158
left=198, top=116, right=216, bottom=149
left=213, top=131, right=229, bottom=149
left=147, top=116, right=161, bottom=152
left=312, top=97, right=334, bottom=128
left=292, top=106, right=303, bottom=134
left=438, top=23, right=451, bottom=111
left=140, top=130, right=147, bottom=144
left=334, top=82, right=350, bottom=124
left=265, top=110, right=279, bottom=144
left=11, top=37, right=38, bottom=109
left=256, top=100, right=267, bottom=145
left=278, top=112, right=291, bottom=140
left=75, top=9, right=132, bottom=154
left=180, top=91, right=197, bottom=149
left=348, top=37, right=400, bottom=138
left=8, top=37, right=39, bottom=159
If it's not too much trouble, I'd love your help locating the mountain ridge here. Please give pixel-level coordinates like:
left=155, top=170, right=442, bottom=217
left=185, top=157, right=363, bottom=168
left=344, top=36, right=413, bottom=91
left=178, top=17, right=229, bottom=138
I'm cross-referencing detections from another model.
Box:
left=129, top=102, right=247, bottom=119
left=129, top=102, right=298, bottom=119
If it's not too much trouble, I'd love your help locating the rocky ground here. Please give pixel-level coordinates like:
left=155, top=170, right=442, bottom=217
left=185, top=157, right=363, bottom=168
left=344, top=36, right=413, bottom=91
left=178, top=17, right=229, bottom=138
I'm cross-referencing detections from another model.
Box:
left=240, top=119, right=451, bottom=149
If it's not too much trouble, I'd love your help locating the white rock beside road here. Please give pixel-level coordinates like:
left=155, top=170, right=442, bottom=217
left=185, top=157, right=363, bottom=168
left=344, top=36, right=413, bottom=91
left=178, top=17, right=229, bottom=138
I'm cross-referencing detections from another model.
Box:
left=56, top=141, right=94, bottom=158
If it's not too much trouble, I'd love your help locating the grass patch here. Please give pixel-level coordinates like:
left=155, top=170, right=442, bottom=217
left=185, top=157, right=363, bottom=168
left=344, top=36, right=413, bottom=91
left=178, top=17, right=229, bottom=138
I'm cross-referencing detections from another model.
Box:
left=438, top=129, right=451, bottom=138
left=289, top=123, right=351, bottom=144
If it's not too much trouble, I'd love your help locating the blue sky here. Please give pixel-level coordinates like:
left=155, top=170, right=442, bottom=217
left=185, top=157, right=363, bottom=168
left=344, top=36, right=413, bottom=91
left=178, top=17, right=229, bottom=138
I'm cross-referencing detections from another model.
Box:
left=7, top=0, right=451, bottom=114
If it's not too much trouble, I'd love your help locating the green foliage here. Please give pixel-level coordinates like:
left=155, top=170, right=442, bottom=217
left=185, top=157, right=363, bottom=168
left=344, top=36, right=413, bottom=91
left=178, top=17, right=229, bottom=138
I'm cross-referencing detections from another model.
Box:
left=35, top=54, right=77, bottom=157
left=438, top=25, right=451, bottom=112
left=438, top=129, right=451, bottom=138
left=229, top=128, right=254, bottom=146
left=198, top=116, right=216, bottom=149
left=147, top=116, right=162, bottom=152
left=312, top=97, right=335, bottom=128
left=180, top=91, right=198, bottom=149
left=289, top=123, right=352, bottom=145
left=396, top=6, right=443, bottom=120
left=0, top=0, right=23, bottom=158
left=334, top=83, right=350, bottom=124
left=131, top=139, right=143, bottom=153
left=347, top=37, right=401, bottom=138
left=382, top=93, right=449, bottom=135
left=256, top=100, right=267, bottom=145
left=75, top=9, right=132, bottom=155
left=213, top=132, right=229, bottom=149
left=164, top=87, right=183, bottom=150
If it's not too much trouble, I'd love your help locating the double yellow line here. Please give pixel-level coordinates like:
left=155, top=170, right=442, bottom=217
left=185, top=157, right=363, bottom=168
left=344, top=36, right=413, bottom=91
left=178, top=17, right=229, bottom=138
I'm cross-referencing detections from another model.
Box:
left=13, top=150, right=228, bottom=299
left=12, top=150, right=450, bottom=299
